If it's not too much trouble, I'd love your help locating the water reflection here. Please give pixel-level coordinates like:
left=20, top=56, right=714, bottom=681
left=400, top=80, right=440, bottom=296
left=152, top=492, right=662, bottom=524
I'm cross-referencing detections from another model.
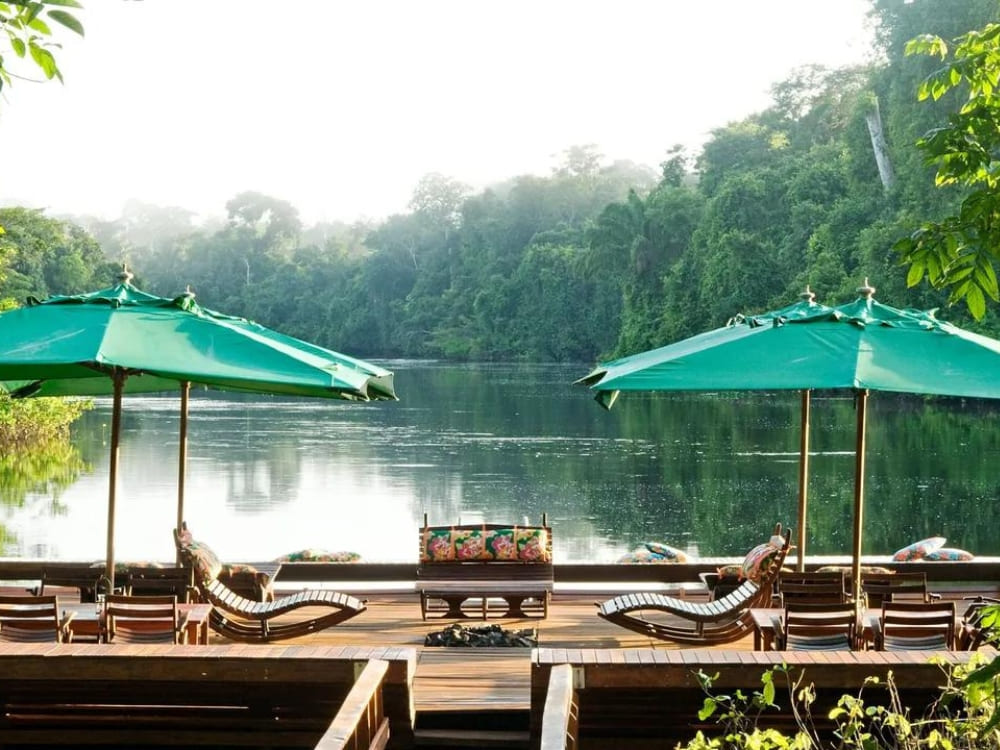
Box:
left=3, top=361, right=1000, bottom=563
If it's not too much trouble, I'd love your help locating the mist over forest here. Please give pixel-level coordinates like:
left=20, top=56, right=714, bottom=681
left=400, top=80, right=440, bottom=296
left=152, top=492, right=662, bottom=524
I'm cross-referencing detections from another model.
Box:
left=2, top=0, right=998, bottom=363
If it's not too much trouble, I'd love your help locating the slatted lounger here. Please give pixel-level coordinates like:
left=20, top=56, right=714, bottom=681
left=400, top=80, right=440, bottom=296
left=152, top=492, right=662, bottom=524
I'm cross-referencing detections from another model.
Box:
left=175, top=525, right=367, bottom=642
left=595, top=527, right=790, bottom=645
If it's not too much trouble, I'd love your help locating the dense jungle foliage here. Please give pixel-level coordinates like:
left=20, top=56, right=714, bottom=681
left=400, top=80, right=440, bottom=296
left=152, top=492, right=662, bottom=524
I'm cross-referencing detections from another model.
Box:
left=3, top=0, right=1000, bottom=365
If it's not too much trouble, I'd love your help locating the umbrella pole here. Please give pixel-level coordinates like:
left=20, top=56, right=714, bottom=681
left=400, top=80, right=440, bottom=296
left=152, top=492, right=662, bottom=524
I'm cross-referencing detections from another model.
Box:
left=851, top=389, right=869, bottom=610
left=176, top=380, right=190, bottom=565
left=796, top=389, right=811, bottom=571
left=105, top=370, right=125, bottom=593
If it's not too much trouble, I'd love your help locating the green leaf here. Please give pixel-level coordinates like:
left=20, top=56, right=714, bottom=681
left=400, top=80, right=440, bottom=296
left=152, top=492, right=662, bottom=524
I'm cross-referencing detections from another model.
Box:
left=906, top=261, right=925, bottom=287
left=762, top=679, right=775, bottom=706
left=41, top=0, right=85, bottom=7
left=967, top=283, right=986, bottom=319
left=28, top=42, right=58, bottom=79
left=698, top=698, right=717, bottom=721
left=10, top=37, right=26, bottom=58
left=46, top=9, right=82, bottom=36
left=26, top=16, right=52, bottom=35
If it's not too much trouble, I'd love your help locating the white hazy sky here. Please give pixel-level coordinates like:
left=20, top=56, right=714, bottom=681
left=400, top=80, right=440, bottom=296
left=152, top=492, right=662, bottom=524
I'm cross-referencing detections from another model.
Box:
left=0, top=0, right=875, bottom=225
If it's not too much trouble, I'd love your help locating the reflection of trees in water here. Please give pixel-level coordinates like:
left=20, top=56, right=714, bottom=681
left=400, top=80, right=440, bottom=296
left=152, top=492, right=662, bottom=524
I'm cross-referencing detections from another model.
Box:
left=566, top=392, right=1000, bottom=557
left=0, top=440, right=87, bottom=555
left=45, top=366, right=1000, bottom=561
left=224, top=442, right=301, bottom=513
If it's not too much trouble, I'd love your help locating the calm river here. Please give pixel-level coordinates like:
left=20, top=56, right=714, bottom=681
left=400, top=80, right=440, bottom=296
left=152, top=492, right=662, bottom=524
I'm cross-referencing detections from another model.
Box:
left=3, top=361, right=999, bottom=564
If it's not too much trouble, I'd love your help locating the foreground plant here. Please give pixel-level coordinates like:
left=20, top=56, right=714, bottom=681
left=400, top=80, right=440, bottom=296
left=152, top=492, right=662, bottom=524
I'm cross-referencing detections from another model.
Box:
left=679, top=655, right=1000, bottom=750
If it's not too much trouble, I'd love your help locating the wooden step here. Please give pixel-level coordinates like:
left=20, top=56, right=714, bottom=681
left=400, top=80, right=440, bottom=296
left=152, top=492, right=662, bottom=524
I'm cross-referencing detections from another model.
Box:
left=413, top=727, right=531, bottom=748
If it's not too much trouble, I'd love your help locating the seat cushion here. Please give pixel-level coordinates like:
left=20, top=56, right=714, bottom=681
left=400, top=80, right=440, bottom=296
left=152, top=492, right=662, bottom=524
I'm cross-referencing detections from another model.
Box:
left=892, top=536, right=946, bottom=561
left=923, top=547, right=974, bottom=561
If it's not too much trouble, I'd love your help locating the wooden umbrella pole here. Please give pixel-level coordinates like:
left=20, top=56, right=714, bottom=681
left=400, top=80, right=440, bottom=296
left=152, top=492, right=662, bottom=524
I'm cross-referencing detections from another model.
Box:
left=105, top=370, right=126, bottom=592
left=796, top=389, right=811, bottom=571
left=176, top=380, right=190, bottom=564
left=851, top=389, right=869, bottom=610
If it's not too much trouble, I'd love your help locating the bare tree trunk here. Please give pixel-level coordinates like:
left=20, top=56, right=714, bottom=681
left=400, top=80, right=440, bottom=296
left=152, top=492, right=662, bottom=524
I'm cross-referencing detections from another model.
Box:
left=866, top=96, right=895, bottom=191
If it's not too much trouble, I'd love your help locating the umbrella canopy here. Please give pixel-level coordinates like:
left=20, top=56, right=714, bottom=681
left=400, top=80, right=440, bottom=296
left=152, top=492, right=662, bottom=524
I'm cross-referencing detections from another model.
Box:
left=0, top=272, right=397, bottom=582
left=578, top=282, right=1000, bottom=604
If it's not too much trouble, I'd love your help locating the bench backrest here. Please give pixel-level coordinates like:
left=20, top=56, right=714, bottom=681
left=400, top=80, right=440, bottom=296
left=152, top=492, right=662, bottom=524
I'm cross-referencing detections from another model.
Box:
left=0, top=643, right=416, bottom=749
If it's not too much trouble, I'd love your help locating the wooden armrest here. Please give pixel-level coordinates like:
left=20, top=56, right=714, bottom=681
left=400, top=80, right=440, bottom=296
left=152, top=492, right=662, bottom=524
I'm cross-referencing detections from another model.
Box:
left=541, top=664, right=577, bottom=750
left=769, top=615, right=784, bottom=650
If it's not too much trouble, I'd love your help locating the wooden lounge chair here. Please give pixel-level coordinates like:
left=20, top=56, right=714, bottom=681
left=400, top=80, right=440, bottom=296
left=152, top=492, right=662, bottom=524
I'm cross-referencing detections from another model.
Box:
left=102, top=594, right=188, bottom=644
left=595, top=527, right=791, bottom=644
left=174, top=525, right=367, bottom=642
left=0, top=595, right=74, bottom=643
left=770, top=602, right=859, bottom=651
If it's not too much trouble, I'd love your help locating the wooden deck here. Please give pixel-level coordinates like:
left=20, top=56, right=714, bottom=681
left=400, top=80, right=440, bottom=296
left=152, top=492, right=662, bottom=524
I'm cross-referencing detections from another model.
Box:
left=213, top=588, right=767, bottom=715
left=2, top=580, right=996, bottom=748
left=7, top=582, right=994, bottom=717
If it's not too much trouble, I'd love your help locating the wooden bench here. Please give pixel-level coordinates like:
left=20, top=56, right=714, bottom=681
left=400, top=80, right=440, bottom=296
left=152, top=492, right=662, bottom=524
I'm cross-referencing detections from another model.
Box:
left=531, top=647, right=990, bottom=749
left=416, top=516, right=554, bottom=620
left=0, top=643, right=416, bottom=749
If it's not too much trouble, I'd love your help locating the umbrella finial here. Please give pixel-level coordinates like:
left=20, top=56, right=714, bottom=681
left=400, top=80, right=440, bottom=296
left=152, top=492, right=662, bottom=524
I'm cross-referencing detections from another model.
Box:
left=800, top=285, right=815, bottom=303
left=118, top=264, right=134, bottom=285
left=857, top=278, right=876, bottom=299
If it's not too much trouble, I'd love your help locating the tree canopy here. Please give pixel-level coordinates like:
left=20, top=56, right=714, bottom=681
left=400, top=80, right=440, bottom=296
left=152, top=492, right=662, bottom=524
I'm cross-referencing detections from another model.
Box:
left=0, top=0, right=84, bottom=93
left=3, top=0, right=1000, bottom=361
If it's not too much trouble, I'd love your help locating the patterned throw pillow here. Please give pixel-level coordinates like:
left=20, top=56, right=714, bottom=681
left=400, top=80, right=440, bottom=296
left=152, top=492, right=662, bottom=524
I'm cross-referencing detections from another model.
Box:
left=274, top=549, right=361, bottom=563
left=616, top=544, right=690, bottom=564
left=923, top=547, right=974, bottom=561
left=892, top=536, right=946, bottom=562
left=717, top=563, right=744, bottom=579
left=422, top=528, right=455, bottom=561
left=644, top=542, right=689, bottom=563
left=185, top=539, right=222, bottom=582
left=516, top=528, right=550, bottom=561
left=817, top=565, right=893, bottom=576
left=741, top=543, right=781, bottom=583
left=453, top=528, right=488, bottom=560
left=485, top=529, right=517, bottom=560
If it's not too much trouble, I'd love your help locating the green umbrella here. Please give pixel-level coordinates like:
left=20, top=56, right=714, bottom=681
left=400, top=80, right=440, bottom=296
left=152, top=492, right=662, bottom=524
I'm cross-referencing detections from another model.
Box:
left=0, top=270, right=397, bottom=581
left=578, top=281, right=1000, bottom=605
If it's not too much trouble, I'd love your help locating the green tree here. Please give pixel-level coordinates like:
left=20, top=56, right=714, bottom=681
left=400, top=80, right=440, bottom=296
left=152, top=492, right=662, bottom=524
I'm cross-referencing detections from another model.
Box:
left=895, top=20, right=1000, bottom=319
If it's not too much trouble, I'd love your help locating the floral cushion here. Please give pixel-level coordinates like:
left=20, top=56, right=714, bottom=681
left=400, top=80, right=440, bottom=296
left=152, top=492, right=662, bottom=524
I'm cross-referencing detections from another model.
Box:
left=453, top=528, right=487, bottom=560
left=422, top=528, right=456, bottom=561
left=923, top=547, right=974, bottom=561
left=892, top=536, right=946, bottom=562
left=516, top=528, right=549, bottom=561
left=274, top=549, right=361, bottom=563
left=421, top=525, right=550, bottom=562
left=644, top=542, right=689, bottom=563
left=485, top=529, right=517, bottom=560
